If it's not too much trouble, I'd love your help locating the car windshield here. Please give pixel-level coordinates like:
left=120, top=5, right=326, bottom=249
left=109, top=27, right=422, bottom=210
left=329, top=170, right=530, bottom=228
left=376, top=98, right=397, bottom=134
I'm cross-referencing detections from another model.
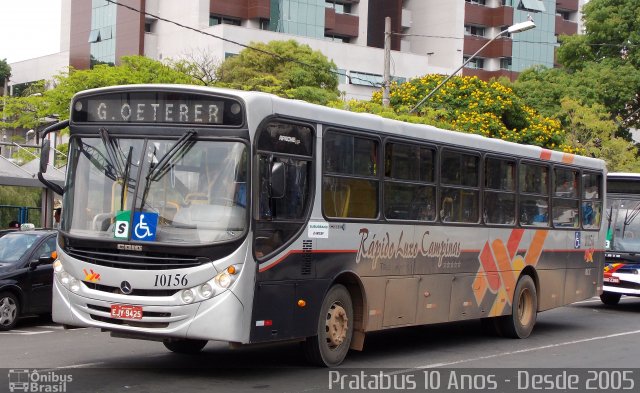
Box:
left=0, top=233, right=38, bottom=263
left=63, top=135, right=248, bottom=245
left=607, top=198, right=640, bottom=253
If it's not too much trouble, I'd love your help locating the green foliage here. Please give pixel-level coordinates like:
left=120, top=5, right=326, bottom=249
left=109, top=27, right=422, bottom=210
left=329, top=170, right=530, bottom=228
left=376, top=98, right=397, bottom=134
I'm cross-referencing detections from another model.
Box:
left=552, top=0, right=640, bottom=131
left=356, top=75, right=574, bottom=152
left=0, top=186, right=42, bottom=227
left=0, top=58, right=10, bottom=82
left=558, top=0, right=640, bottom=69
left=511, top=62, right=640, bottom=127
left=559, top=98, right=640, bottom=171
left=216, top=40, right=340, bottom=105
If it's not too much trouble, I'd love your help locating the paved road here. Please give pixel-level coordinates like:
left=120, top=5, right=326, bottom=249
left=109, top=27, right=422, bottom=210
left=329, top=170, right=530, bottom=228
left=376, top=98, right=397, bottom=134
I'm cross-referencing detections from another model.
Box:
left=1, top=296, right=639, bottom=392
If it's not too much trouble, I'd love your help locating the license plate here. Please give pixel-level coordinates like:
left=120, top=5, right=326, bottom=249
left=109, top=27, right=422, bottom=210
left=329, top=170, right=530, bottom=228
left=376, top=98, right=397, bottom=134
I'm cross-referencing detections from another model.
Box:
left=110, top=304, right=143, bottom=320
left=604, top=276, right=620, bottom=284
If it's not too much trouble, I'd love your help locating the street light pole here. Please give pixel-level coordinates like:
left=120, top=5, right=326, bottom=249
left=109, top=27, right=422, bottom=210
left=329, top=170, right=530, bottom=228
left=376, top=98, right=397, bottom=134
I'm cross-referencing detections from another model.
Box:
left=382, top=17, right=391, bottom=107
left=409, top=20, right=536, bottom=114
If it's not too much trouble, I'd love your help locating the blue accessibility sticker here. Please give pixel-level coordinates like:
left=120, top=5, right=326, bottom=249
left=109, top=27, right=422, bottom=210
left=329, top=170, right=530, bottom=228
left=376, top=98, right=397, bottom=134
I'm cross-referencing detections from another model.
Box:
left=131, top=212, right=159, bottom=241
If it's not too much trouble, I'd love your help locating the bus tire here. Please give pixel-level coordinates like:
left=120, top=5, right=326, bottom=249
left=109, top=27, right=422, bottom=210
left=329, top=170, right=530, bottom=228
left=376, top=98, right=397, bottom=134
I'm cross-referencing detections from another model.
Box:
left=600, top=292, right=621, bottom=305
left=163, top=339, right=208, bottom=354
left=303, top=284, right=353, bottom=367
left=499, top=275, right=537, bottom=339
left=0, top=292, right=20, bottom=331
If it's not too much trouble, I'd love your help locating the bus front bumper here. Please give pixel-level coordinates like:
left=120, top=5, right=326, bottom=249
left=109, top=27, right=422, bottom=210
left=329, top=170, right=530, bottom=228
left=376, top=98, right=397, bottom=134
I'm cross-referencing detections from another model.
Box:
left=52, top=278, right=246, bottom=343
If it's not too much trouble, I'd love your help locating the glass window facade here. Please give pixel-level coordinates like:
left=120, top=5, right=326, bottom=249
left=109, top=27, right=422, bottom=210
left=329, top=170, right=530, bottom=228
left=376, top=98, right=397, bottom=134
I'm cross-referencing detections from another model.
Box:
left=270, top=0, right=325, bottom=39
left=511, top=0, right=555, bottom=72
left=90, top=0, right=117, bottom=67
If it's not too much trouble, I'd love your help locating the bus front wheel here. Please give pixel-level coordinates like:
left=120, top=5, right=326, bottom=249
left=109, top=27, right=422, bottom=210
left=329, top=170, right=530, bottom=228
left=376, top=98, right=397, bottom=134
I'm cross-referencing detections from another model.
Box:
left=303, top=284, right=353, bottom=367
left=163, top=339, right=208, bottom=354
left=499, top=275, right=537, bottom=339
left=600, top=292, right=621, bottom=305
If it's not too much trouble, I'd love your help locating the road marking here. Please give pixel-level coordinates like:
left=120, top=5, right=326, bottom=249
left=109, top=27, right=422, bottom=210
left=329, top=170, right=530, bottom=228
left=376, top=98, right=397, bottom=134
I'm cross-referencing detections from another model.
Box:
left=388, top=328, right=640, bottom=373
left=0, top=330, right=53, bottom=335
left=574, top=296, right=639, bottom=305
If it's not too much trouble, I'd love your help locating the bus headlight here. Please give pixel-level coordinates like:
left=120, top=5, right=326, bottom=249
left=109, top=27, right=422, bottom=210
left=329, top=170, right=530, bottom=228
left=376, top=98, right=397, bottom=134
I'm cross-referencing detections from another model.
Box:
left=181, top=289, right=195, bottom=304
left=214, top=272, right=232, bottom=289
left=179, top=265, right=242, bottom=303
left=199, top=283, right=213, bottom=299
left=53, top=259, right=63, bottom=273
left=70, top=278, right=81, bottom=292
left=60, top=271, right=70, bottom=286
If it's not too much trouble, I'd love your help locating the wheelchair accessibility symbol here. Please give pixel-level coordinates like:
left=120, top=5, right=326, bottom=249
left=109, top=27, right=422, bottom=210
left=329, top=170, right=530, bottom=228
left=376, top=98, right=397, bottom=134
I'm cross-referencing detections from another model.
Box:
left=132, top=212, right=158, bottom=241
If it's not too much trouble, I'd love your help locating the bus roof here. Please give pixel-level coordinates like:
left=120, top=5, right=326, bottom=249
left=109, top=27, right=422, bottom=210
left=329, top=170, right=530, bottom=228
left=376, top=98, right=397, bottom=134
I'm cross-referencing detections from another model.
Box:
left=73, top=84, right=606, bottom=171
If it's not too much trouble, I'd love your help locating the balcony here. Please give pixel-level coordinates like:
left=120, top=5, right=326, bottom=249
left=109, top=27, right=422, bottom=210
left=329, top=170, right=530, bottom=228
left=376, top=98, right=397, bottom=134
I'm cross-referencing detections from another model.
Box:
left=209, top=0, right=270, bottom=20
left=465, top=3, right=513, bottom=28
left=555, top=15, right=578, bottom=36
left=325, top=8, right=359, bottom=38
left=556, top=0, right=579, bottom=12
left=464, top=36, right=512, bottom=58
left=463, top=68, right=520, bottom=82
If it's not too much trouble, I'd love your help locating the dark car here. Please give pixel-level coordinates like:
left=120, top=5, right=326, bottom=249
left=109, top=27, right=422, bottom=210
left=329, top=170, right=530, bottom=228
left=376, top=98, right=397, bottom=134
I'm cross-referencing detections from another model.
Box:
left=0, top=230, right=57, bottom=330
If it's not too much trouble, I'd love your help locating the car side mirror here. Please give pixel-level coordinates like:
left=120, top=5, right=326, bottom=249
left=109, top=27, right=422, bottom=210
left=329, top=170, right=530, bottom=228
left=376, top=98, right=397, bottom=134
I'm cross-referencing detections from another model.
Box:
left=270, top=162, right=286, bottom=199
left=32, top=251, right=56, bottom=269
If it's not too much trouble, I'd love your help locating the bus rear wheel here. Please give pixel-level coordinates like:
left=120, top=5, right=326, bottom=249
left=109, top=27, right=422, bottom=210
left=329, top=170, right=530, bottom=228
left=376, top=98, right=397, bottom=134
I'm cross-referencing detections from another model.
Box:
left=163, top=339, right=208, bottom=354
left=600, top=292, right=621, bottom=305
left=499, top=275, right=537, bottom=339
left=303, top=284, right=353, bottom=367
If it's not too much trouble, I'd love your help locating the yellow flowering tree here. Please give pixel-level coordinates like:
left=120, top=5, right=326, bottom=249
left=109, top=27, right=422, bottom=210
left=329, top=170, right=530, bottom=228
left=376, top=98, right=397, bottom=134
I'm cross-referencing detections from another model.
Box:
left=337, top=74, right=577, bottom=153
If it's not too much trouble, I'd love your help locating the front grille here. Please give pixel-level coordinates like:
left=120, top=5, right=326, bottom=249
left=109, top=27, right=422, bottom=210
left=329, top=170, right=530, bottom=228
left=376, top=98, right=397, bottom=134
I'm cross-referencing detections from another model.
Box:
left=87, top=304, right=171, bottom=318
left=89, top=314, right=169, bottom=328
left=84, top=282, right=180, bottom=297
left=66, top=246, right=209, bottom=270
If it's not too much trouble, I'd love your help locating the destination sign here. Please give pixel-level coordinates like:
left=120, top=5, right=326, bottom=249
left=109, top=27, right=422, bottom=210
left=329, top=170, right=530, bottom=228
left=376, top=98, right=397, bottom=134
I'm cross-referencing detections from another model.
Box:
left=72, top=91, right=244, bottom=126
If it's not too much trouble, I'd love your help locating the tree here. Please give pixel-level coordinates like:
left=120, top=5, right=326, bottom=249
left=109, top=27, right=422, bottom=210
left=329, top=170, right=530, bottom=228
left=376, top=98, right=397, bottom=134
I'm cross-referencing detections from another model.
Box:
left=169, top=49, right=221, bottom=86
left=338, top=74, right=574, bottom=152
left=559, top=98, right=640, bottom=171
left=216, top=40, right=340, bottom=105
left=554, top=0, right=640, bottom=129
left=557, top=0, right=640, bottom=69
left=511, top=62, right=640, bottom=129
left=0, top=58, right=10, bottom=84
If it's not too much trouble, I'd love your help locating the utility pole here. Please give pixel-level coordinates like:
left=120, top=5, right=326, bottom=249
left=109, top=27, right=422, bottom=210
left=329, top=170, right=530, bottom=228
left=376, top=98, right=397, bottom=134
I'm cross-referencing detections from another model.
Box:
left=382, top=17, right=391, bottom=108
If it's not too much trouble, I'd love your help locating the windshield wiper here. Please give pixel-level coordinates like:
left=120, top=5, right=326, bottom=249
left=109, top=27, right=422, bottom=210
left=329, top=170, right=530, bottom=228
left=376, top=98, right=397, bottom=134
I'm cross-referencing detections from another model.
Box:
left=99, top=128, right=127, bottom=178
left=120, top=146, right=134, bottom=211
left=140, top=130, right=197, bottom=208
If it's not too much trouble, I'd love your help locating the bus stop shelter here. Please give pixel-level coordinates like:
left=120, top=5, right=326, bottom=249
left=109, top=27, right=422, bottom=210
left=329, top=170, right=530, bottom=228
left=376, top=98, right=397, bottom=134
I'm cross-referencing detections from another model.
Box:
left=0, top=155, right=65, bottom=227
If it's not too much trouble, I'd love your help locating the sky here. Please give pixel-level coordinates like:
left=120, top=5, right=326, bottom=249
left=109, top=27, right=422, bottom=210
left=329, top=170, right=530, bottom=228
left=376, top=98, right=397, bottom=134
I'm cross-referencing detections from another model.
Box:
left=1, top=0, right=62, bottom=63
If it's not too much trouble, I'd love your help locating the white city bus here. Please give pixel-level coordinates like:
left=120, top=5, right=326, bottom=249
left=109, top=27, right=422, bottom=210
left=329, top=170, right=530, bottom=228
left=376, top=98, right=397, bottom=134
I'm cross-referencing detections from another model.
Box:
left=38, top=85, right=606, bottom=366
left=602, top=173, right=640, bottom=305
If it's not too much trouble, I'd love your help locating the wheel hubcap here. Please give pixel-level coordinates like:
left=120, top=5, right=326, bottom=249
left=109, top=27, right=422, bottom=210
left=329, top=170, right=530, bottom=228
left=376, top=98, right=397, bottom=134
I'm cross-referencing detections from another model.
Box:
left=325, top=302, right=348, bottom=349
left=0, top=297, right=17, bottom=326
left=517, top=288, right=532, bottom=326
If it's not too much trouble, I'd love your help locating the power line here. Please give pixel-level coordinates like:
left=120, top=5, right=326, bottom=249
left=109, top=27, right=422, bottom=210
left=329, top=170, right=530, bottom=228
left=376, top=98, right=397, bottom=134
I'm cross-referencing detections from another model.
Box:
left=393, top=32, right=640, bottom=48
left=104, top=0, right=380, bottom=87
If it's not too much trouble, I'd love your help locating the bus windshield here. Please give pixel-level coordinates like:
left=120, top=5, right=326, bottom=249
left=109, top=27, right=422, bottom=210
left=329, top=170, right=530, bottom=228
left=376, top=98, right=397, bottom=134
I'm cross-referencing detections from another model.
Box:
left=607, top=197, right=640, bottom=253
left=63, top=135, right=247, bottom=245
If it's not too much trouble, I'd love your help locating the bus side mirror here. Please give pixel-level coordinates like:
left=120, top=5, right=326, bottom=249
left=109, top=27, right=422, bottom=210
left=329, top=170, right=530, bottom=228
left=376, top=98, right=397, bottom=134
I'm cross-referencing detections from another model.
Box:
left=270, top=162, right=286, bottom=199
left=40, top=139, right=50, bottom=174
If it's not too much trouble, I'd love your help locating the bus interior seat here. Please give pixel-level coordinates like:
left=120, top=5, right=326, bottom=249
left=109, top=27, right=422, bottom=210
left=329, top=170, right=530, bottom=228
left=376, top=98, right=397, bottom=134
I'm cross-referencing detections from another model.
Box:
left=347, top=181, right=376, bottom=218
left=323, top=184, right=350, bottom=217
left=185, top=193, right=208, bottom=205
